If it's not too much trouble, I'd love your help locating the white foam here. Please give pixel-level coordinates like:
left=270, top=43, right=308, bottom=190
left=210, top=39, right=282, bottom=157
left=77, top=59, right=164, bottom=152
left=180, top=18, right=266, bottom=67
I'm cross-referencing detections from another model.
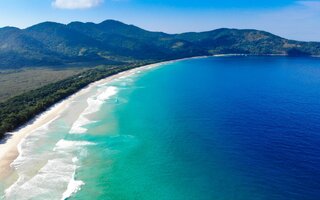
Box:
left=69, top=115, right=92, bottom=134
left=5, top=158, right=77, bottom=199
left=60, top=157, right=84, bottom=200
left=69, top=86, right=117, bottom=134
left=9, top=116, right=60, bottom=181
left=97, top=86, right=117, bottom=101
left=5, top=139, right=94, bottom=200
left=15, top=116, right=59, bottom=162
left=54, top=139, right=95, bottom=151
left=3, top=62, right=172, bottom=199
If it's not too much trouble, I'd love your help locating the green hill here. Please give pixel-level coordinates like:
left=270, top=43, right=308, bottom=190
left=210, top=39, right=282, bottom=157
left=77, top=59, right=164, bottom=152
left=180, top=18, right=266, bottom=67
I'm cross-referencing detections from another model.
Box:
left=1, top=20, right=319, bottom=69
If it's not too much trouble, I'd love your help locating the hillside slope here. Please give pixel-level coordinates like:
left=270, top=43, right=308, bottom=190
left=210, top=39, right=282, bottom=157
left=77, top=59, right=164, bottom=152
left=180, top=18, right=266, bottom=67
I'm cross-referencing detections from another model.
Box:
left=0, top=20, right=319, bottom=68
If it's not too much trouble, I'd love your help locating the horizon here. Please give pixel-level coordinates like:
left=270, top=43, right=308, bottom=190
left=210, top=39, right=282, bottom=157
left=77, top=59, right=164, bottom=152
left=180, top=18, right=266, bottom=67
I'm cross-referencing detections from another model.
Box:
left=0, top=0, right=320, bottom=42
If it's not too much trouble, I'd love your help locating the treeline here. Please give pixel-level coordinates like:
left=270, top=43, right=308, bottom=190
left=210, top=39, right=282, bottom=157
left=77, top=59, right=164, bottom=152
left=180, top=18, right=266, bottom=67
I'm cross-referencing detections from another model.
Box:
left=0, top=62, right=150, bottom=139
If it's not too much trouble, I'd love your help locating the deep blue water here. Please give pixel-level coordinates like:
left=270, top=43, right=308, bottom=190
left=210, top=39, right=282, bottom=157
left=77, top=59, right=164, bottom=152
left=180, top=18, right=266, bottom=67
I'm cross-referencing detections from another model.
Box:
left=72, top=56, right=320, bottom=200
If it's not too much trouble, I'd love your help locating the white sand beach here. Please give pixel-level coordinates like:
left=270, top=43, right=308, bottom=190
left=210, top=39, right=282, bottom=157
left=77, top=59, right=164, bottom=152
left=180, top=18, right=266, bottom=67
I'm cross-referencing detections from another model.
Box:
left=0, top=57, right=202, bottom=187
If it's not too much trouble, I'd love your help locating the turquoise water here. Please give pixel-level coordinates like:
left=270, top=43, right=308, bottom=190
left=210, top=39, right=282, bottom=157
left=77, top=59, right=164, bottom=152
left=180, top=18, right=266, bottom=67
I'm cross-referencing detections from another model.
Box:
left=4, top=56, right=320, bottom=199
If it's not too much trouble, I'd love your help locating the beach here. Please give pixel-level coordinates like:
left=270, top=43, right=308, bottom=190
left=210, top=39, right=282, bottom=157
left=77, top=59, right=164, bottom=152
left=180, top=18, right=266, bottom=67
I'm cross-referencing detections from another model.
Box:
left=0, top=59, right=175, bottom=189
left=0, top=55, right=216, bottom=183
left=1, top=55, right=320, bottom=200
left=0, top=55, right=218, bottom=198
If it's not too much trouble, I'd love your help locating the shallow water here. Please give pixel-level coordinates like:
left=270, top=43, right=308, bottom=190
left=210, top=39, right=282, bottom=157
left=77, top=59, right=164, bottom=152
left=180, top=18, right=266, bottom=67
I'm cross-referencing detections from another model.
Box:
left=2, top=56, right=320, bottom=200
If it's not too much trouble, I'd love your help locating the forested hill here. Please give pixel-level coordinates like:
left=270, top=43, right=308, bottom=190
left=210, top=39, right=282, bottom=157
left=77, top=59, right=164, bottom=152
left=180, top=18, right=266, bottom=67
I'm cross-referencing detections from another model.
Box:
left=1, top=19, right=320, bottom=68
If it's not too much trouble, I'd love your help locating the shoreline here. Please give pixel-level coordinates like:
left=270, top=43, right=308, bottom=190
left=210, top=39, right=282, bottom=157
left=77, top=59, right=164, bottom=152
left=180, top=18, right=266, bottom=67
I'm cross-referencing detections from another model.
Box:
left=0, top=55, right=209, bottom=189
left=1, top=53, right=318, bottom=192
left=0, top=52, right=302, bottom=182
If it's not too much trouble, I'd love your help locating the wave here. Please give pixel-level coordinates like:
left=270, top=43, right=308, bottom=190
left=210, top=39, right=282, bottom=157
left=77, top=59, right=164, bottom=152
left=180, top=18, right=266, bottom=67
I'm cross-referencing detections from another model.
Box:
left=9, top=116, right=59, bottom=181
left=5, top=86, right=118, bottom=199
left=61, top=162, right=84, bottom=200
left=97, top=86, right=117, bottom=101
left=69, top=86, right=117, bottom=134
left=54, top=139, right=95, bottom=151
left=56, top=140, right=95, bottom=200
left=5, top=139, right=95, bottom=200
left=6, top=157, right=77, bottom=199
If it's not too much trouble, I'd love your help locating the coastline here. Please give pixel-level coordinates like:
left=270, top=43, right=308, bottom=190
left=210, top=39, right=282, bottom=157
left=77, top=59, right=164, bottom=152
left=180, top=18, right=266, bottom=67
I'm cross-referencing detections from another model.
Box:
left=1, top=54, right=318, bottom=197
left=0, top=53, right=289, bottom=182
left=0, top=56, right=208, bottom=189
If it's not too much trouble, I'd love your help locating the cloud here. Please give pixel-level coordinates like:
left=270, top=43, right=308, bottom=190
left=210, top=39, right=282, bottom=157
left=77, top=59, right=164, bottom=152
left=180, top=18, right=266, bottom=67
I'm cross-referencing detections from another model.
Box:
left=52, top=0, right=103, bottom=9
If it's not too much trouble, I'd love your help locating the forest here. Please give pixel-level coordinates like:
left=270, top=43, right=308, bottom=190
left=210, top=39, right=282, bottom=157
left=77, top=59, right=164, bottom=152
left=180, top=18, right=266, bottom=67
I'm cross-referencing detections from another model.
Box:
left=0, top=62, right=151, bottom=139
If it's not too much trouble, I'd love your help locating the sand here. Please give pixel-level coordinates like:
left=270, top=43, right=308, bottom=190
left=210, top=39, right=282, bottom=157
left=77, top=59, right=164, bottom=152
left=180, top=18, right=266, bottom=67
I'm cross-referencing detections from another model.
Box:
left=0, top=59, right=185, bottom=183
left=0, top=55, right=215, bottom=191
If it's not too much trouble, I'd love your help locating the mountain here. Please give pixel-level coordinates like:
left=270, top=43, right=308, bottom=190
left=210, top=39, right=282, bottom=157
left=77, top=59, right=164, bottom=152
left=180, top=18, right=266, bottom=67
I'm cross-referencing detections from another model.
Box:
left=0, top=20, right=319, bottom=68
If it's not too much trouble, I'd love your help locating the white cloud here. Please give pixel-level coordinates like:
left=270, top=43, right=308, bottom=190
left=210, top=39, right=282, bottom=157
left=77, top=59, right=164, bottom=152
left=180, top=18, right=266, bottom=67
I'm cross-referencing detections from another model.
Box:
left=52, top=0, right=103, bottom=9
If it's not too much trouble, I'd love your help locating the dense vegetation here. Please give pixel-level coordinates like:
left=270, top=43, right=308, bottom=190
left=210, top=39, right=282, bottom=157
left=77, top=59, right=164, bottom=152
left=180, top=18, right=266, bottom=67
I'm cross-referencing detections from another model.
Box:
left=0, top=62, right=150, bottom=139
left=1, top=20, right=320, bottom=69
left=1, top=19, right=320, bottom=139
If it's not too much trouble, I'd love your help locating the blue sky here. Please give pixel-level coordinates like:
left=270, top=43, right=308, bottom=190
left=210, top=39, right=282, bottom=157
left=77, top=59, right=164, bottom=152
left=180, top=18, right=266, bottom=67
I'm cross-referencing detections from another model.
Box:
left=0, top=0, right=320, bottom=41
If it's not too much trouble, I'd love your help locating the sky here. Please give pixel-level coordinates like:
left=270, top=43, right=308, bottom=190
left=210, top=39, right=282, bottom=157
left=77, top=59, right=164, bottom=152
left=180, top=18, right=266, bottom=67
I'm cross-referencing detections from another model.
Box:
left=0, top=0, right=320, bottom=41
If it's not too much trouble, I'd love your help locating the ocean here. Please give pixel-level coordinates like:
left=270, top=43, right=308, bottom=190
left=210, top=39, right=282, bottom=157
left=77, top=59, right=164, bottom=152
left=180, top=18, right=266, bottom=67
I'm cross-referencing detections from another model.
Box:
left=2, top=56, right=320, bottom=199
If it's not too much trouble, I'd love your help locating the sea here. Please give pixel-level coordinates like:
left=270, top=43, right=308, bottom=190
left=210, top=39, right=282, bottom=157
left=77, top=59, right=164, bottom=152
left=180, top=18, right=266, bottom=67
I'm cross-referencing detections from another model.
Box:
left=1, top=56, right=320, bottom=200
